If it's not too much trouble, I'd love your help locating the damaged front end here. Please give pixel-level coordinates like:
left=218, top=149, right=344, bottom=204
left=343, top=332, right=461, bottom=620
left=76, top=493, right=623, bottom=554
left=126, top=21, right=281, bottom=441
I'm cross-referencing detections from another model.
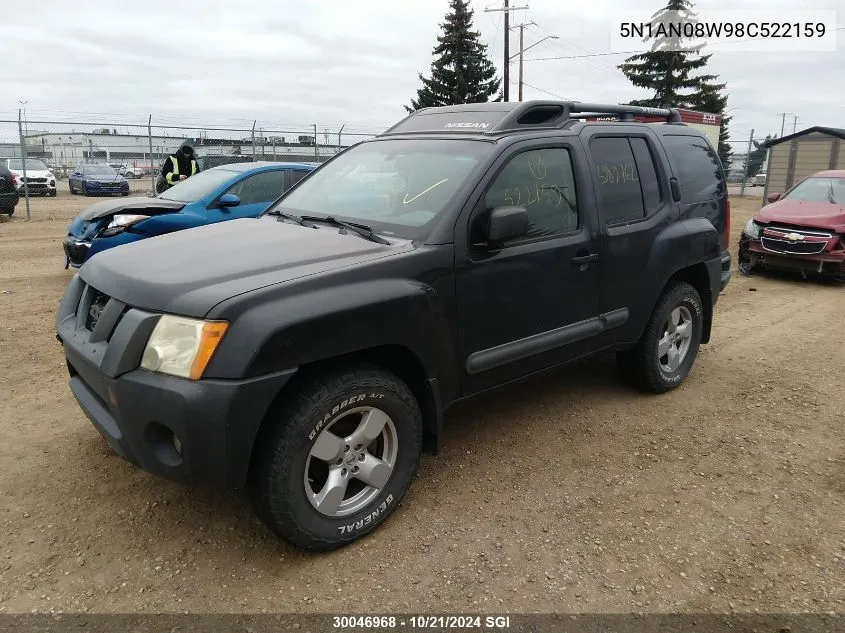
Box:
left=64, top=197, right=186, bottom=269
left=739, top=219, right=845, bottom=280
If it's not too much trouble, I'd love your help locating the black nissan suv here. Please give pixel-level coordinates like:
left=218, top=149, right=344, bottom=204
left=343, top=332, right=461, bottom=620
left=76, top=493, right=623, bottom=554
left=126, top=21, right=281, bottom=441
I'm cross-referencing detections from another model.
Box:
left=56, top=101, right=732, bottom=551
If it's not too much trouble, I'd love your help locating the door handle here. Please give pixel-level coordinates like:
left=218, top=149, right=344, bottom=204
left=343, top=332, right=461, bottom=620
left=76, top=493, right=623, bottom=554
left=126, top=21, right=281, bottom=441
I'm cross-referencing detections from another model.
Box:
left=571, top=253, right=599, bottom=266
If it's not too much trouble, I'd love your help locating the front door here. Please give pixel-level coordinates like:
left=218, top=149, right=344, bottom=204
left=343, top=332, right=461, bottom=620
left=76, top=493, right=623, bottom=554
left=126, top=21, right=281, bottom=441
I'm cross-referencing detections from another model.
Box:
left=455, top=142, right=604, bottom=395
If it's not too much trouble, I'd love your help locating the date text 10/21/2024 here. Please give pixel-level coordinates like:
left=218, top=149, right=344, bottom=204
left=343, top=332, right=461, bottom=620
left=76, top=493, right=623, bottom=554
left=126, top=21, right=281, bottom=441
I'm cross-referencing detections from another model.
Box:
left=332, top=615, right=512, bottom=629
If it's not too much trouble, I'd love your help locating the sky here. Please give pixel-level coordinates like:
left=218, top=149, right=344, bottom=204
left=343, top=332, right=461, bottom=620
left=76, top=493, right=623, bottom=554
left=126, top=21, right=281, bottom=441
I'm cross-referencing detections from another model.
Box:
left=1, top=0, right=842, bottom=150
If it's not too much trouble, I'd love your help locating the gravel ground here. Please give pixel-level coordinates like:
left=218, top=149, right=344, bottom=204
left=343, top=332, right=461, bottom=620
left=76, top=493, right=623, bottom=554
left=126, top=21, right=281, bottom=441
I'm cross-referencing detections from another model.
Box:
left=0, top=192, right=842, bottom=614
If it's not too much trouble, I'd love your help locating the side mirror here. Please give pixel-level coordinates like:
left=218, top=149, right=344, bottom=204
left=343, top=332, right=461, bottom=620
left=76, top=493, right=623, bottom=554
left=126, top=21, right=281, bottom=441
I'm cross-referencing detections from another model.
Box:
left=487, top=206, right=529, bottom=244
left=766, top=192, right=782, bottom=203
left=218, top=193, right=241, bottom=208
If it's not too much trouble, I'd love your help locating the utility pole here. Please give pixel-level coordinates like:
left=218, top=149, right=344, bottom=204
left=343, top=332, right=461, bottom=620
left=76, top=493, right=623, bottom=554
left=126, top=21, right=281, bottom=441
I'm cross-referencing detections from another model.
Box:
left=518, top=24, right=524, bottom=101
left=313, top=123, right=319, bottom=161
left=778, top=112, right=791, bottom=137
left=485, top=2, right=528, bottom=102
left=792, top=115, right=799, bottom=134
left=503, top=0, right=509, bottom=102
left=508, top=24, right=557, bottom=103
left=740, top=129, right=754, bottom=197
left=338, top=124, right=345, bottom=152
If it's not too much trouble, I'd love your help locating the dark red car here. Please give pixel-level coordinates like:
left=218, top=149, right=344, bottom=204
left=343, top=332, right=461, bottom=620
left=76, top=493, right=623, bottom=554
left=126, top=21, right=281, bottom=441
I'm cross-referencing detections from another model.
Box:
left=739, top=170, right=845, bottom=279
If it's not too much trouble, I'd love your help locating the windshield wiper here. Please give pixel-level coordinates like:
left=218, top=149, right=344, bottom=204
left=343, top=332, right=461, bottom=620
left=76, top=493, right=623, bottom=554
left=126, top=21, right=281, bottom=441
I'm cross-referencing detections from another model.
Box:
left=265, top=209, right=316, bottom=227
left=299, top=215, right=390, bottom=245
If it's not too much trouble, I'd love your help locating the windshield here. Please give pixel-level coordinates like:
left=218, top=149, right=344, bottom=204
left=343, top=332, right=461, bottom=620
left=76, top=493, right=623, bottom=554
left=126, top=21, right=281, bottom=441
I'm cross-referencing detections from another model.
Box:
left=785, top=177, right=845, bottom=205
left=158, top=168, right=238, bottom=202
left=9, top=159, right=48, bottom=171
left=81, top=164, right=118, bottom=176
left=267, top=138, right=493, bottom=236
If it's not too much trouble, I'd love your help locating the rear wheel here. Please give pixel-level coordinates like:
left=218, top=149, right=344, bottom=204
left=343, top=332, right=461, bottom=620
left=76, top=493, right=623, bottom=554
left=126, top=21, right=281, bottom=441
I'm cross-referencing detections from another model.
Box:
left=250, top=364, right=423, bottom=551
left=617, top=282, right=703, bottom=394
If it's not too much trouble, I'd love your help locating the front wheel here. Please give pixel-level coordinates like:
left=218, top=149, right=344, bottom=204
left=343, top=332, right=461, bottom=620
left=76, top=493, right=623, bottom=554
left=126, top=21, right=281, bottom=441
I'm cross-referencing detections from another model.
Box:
left=250, top=365, right=423, bottom=551
left=617, top=282, right=703, bottom=394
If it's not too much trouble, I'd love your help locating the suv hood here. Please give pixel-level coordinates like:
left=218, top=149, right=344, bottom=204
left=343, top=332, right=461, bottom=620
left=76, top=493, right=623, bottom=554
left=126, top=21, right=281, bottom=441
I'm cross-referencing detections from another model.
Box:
left=79, top=216, right=411, bottom=316
left=76, top=196, right=186, bottom=221
left=12, top=169, right=51, bottom=178
left=758, top=199, right=845, bottom=232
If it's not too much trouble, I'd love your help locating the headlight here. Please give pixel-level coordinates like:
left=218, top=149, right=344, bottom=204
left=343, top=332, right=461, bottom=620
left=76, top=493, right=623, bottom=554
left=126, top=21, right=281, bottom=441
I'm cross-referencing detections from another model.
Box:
left=141, top=315, right=228, bottom=380
left=743, top=218, right=762, bottom=240
left=100, top=213, right=150, bottom=237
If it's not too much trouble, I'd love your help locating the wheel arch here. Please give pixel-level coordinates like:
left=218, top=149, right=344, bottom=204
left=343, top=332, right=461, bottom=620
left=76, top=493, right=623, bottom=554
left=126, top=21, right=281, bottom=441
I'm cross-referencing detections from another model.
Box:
left=245, top=344, right=442, bottom=490
left=667, top=263, right=713, bottom=344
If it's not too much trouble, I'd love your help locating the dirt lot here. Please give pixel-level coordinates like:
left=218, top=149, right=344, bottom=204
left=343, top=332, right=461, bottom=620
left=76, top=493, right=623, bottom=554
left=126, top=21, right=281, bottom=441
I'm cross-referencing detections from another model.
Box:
left=0, top=192, right=842, bottom=614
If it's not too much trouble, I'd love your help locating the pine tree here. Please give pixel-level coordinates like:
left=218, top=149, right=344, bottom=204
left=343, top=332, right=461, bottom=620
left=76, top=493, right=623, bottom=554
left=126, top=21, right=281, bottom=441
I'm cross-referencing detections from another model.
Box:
left=691, top=79, right=732, bottom=167
left=407, top=0, right=501, bottom=112
left=618, top=0, right=708, bottom=108
left=618, top=0, right=732, bottom=165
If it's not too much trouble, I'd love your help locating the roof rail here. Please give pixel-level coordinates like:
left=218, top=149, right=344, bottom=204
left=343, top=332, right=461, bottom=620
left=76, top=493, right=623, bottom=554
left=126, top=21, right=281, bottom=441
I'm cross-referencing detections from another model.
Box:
left=379, top=100, right=683, bottom=137
left=566, top=102, right=682, bottom=124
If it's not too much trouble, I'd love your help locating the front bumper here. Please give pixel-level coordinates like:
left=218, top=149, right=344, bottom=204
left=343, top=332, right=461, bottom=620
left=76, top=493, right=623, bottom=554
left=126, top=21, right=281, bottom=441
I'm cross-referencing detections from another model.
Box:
left=84, top=182, right=130, bottom=196
left=740, top=236, right=845, bottom=276
left=57, top=274, right=295, bottom=489
left=17, top=181, right=56, bottom=195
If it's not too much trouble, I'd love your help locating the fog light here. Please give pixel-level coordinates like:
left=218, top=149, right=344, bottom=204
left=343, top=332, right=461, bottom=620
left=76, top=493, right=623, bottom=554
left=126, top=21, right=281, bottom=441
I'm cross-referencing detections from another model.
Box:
left=172, top=434, right=182, bottom=456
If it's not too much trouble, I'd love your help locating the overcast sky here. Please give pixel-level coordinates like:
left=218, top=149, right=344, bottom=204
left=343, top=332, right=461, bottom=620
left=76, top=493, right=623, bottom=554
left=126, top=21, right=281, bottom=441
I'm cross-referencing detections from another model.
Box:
left=1, top=0, right=842, bottom=147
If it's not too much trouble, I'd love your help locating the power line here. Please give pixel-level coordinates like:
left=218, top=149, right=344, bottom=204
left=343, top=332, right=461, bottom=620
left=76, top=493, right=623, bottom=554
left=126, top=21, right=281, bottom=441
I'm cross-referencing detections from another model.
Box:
left=519, top=81, right=569, bottom=100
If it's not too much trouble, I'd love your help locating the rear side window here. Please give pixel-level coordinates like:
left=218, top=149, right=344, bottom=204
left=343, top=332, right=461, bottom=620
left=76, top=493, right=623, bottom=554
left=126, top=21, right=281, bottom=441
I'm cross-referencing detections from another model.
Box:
left=661, top=135, right=724, bottom=202
left=590, top=137, right=645, bottom=225
left=629, top=138, right=662, bottom=215
left=288, top=169, right=310, bottom=189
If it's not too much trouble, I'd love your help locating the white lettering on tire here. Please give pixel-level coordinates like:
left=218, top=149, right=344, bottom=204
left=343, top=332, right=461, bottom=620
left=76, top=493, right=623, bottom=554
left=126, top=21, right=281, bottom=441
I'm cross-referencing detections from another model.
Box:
left=338, top=494, right=394, bottom=534
left=308, top=394, right=369, bottom=440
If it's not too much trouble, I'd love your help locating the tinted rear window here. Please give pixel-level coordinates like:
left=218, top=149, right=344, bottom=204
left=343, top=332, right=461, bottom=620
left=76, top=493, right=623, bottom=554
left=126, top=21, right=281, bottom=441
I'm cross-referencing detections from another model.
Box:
left=661, top=135, right=724, bottom=202
left=590, top=137, right=645, bottom=225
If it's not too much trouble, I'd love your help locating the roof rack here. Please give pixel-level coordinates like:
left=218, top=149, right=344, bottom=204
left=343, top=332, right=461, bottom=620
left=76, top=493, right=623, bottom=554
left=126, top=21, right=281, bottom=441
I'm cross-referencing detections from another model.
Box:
left=380, top=100, right=683, bottom=137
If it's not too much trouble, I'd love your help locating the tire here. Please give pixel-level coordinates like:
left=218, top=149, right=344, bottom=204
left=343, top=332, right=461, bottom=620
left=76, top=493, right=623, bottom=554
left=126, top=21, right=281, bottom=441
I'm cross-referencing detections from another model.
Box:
left=617, top=282, right=703, bottom=394
left=250, top=364, right=423, bottom=551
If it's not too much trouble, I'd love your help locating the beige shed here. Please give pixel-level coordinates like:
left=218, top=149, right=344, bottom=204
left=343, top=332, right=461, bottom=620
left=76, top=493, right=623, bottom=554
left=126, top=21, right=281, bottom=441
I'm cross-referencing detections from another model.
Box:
left=763, top=127, right=845, bottom=199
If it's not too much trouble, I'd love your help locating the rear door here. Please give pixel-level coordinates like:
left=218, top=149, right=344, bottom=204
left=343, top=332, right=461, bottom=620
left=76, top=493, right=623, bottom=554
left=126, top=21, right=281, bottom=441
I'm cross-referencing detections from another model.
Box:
left=208, top=169, right=287, bottom=222
left=581, top=127, right=677, bottom=345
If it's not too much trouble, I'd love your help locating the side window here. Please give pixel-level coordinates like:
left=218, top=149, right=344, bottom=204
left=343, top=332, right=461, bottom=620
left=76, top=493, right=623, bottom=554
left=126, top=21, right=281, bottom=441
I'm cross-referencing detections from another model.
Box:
left=483, top=148, right=579, bottom=243
left=225, top=170, right=286, bottom=205
left=629, top=137, right=662, bottom=215
left=661, top=134, right=725, bottom=202
left=287, top=169, right=310, bottom=189
left=589, top=137, right=645, bottom=225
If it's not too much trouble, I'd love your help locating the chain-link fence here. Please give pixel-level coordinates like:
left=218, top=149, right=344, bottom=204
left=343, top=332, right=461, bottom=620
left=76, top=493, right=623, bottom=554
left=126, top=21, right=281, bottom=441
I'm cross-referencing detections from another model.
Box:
left=0, top=113, right=380, bottom=219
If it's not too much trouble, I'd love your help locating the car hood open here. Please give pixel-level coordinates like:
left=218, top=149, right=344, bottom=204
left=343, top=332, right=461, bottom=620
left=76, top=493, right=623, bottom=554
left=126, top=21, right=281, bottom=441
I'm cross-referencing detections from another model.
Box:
left=79, top=216, right=411, bottom=317
left=76, top=197, right=186, bottom=221
left=758, top=200, right=845, bottom=232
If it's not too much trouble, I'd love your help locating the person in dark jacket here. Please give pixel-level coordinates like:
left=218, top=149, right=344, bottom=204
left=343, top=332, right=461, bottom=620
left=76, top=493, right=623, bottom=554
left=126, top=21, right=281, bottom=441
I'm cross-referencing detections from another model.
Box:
left=157, top=141, right=200, bottom=193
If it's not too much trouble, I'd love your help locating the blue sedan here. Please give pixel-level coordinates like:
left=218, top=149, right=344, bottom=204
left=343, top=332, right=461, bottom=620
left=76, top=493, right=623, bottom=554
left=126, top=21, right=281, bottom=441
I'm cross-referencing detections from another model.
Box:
left=63, top=161, right=314, bottom=268
left=69, top=163, right=131, bottom=197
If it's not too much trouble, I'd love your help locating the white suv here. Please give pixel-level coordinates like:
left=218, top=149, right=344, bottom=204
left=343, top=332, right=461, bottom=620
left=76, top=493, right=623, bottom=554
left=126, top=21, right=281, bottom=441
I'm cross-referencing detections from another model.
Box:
left=4, top=158, right=57, bottom=196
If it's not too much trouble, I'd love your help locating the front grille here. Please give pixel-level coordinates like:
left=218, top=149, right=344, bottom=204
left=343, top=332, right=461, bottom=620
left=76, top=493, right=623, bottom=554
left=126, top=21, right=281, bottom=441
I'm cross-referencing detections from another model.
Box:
left=761, top=226, right=832, bottom=255
left=22, top=177, right=47, bottom=183
left=76, top=284, right=126, bottom=341
left=85, top=289, right=110, bottom=331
